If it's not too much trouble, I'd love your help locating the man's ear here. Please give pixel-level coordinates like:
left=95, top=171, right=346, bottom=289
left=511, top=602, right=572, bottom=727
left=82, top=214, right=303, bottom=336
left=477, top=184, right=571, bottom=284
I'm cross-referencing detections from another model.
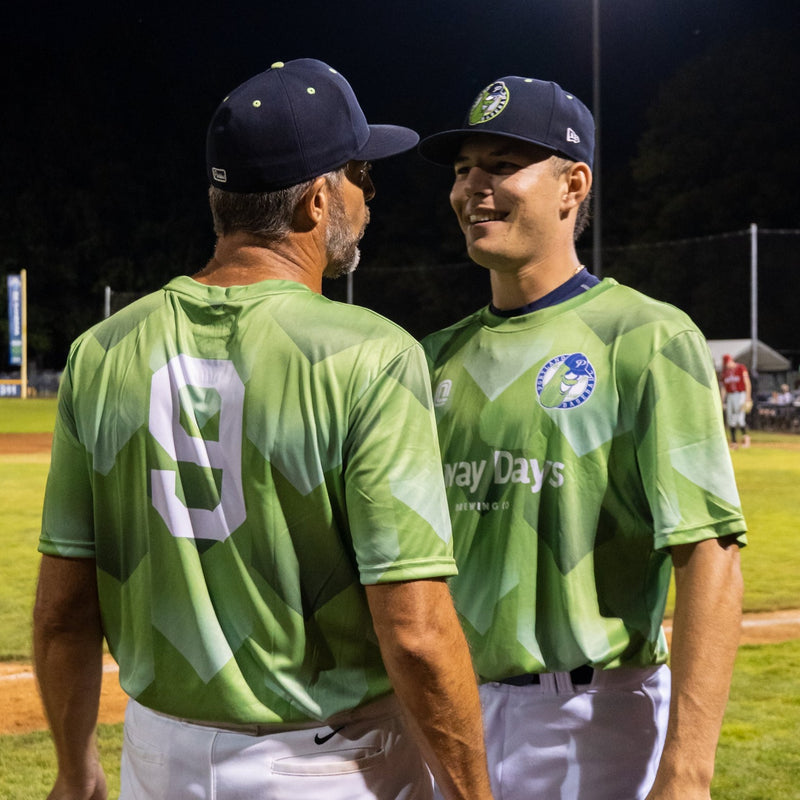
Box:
left=293, top=175, right=329, bottom=233
left=560, top=162, right=592, bottom=212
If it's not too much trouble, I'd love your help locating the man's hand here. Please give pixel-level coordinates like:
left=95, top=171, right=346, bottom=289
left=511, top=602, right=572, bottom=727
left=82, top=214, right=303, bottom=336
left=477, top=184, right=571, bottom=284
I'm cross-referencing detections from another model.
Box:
left=47, top=758, right=108, bottom=800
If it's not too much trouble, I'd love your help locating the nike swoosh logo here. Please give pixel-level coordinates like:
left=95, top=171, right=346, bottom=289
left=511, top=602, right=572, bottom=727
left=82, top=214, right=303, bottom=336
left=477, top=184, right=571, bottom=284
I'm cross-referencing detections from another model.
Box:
left=314, top=725, right=345, bottom=745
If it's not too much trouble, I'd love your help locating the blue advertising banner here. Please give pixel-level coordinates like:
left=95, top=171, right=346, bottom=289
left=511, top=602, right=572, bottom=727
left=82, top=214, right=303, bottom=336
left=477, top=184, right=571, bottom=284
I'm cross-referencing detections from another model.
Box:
left=7, top=274, right=22, bottom=365
left=0, top=382, right=21, bottom=397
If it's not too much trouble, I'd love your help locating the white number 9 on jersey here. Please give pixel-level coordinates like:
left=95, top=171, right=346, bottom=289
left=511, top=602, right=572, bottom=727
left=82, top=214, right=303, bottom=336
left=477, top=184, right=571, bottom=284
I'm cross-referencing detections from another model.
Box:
left=149, top=355, right=246, bottom=541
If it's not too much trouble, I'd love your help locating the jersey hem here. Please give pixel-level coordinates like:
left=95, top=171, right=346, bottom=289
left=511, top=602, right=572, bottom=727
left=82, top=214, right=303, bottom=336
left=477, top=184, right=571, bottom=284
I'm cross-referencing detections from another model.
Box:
left=360, top=557, right=458, bottom=585
left=654, top=517, right=747, bottom=551
left=38, top=539, right=96, bottom=559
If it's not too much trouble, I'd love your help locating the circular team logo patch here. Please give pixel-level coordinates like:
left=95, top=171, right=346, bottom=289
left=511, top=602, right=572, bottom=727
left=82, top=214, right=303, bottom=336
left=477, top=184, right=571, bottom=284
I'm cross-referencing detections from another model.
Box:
left=468, top=81, right=509, bottom=125
left=536, top=353, right=596, bottom=409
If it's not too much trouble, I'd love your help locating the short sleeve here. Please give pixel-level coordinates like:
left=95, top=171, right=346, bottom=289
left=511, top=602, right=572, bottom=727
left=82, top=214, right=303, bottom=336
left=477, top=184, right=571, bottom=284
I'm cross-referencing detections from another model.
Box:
left=343, top=344, right=456, bottom=584
left=632, top=330, right=747, bottom=551
left=39, top=362, right=96, bottom=558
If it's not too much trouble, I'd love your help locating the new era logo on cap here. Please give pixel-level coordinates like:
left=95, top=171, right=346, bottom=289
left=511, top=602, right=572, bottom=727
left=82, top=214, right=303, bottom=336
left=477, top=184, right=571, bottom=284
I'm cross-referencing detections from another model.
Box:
left=566, top=128, right=581, bottom=144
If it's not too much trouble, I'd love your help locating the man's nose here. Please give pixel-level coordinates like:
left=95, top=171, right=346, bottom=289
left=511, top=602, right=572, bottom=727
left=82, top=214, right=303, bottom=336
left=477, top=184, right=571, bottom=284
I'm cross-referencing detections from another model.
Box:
left=462, top=166, right=491, bottom=196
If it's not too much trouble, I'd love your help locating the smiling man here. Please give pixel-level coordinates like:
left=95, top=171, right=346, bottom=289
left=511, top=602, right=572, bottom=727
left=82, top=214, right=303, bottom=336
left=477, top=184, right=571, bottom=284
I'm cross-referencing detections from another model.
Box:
left=418, top=76, right=747, bottom=800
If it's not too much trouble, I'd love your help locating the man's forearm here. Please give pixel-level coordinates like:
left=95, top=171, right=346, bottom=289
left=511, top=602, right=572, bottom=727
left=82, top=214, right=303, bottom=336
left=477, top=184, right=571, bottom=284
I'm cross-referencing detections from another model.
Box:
left=366, top=579, right=494, bottom=800
left=648, top=537, right=743, bottom=799
left=34, top=555, right=107, bottom=799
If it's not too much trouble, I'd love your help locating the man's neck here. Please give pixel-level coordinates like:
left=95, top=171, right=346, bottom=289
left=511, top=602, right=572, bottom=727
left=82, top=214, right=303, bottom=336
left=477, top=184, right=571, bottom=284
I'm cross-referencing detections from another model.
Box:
left=489, top=254, right=584, bottom=311
left=192, top=232, right=325, bottom=292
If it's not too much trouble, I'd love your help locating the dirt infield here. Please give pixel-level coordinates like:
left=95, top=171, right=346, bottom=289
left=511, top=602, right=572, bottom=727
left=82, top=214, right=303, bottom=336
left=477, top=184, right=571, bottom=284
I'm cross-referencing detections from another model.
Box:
left=0, top=432, right=54, bottom=453
left=3, top=431, right=799, bottom=735
left=1, top=656, right=128, bottom=735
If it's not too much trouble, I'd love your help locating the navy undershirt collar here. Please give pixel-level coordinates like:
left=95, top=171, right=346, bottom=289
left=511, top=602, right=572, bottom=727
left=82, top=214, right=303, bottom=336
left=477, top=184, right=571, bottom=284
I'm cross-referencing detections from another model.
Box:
left=489, top=268, right=600, bottom=317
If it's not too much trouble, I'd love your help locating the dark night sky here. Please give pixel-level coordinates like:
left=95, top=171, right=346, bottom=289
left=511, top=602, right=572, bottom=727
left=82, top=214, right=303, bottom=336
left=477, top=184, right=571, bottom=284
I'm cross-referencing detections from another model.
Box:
left=2, top=0, right=799, bottom=366
left=6, top=0, right=797, bottom=169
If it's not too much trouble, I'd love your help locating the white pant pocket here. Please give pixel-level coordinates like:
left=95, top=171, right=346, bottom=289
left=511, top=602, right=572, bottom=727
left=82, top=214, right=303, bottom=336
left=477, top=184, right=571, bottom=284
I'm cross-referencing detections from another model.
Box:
left=271, top=746, right=385, bottom=776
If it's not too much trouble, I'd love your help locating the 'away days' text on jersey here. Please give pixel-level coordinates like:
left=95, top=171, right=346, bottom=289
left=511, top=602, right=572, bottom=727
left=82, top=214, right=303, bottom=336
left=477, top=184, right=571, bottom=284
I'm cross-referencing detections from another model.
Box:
left=444, top=449, right=565, bottom=499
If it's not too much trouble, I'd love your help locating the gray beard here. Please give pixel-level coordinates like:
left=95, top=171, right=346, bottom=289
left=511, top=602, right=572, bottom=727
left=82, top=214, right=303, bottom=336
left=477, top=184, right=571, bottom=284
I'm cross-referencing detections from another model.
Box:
left=323, top=192, right=368, bottom=280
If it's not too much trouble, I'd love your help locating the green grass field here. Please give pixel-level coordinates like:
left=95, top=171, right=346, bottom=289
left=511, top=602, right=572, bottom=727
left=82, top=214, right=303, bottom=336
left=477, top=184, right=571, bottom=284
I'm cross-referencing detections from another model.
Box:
left=728, top=442, right=800, bottom=609
left=1, top=398, right=798, bottom=797
left=0, top=398, right=58, bottom=433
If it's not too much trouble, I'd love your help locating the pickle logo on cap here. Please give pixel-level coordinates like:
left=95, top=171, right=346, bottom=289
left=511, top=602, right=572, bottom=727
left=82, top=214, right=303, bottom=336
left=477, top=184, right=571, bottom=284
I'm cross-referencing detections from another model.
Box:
left=468, top=81, right=509, bottom=125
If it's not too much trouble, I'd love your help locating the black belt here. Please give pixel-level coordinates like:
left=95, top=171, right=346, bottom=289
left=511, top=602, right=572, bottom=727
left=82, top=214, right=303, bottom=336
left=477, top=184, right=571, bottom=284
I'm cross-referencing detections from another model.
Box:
left=500, top=664, right=595, bottom=686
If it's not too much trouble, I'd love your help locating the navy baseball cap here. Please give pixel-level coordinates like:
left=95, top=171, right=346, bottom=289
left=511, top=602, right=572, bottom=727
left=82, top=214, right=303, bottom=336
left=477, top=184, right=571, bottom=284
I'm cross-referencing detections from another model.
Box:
left=419, top=77, right=595, bottom=169
left=207, top=59, right=419, bottom=193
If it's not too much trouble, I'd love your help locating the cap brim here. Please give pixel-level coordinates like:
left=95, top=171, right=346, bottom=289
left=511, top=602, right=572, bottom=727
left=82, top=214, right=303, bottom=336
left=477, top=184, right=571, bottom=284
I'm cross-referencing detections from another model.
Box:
left=417, top=129, right=475, bottom=165
left=356, top=125, right=419, bottom=161
left=419, top=128, right=565, bottom=166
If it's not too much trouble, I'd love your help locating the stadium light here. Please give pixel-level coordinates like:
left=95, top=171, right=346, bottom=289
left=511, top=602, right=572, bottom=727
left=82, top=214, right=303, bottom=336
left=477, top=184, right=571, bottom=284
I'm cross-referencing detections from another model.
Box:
left=592, top=0, right=602, bottom=278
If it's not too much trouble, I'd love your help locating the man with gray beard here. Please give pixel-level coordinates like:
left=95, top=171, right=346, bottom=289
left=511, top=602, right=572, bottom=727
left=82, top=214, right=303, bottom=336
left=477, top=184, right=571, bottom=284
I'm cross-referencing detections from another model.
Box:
left=34, top=59, right=493, bottom=800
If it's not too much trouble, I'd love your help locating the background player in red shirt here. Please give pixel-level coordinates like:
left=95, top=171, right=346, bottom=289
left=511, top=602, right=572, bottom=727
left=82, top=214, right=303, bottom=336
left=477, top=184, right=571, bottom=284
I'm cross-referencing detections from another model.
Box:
left=720, top=354, right=752, bottom=448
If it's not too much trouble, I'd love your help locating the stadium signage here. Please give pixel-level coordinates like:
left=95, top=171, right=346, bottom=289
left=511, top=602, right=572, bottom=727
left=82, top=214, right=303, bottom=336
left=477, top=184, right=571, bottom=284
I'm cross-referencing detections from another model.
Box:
left=7, top=274, right=22, bottom=366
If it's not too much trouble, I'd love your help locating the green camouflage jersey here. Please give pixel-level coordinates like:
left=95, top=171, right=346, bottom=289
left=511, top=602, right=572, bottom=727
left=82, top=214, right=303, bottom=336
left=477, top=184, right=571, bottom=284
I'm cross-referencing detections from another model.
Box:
left=422, top=278, right=746, bottom=681
left=40, top=277, right=455, bottom=723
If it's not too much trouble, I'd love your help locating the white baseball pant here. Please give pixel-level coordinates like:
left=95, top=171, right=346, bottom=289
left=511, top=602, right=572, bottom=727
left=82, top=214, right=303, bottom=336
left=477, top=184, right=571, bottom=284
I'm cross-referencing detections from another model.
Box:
left=436, top=664, right=670, bottom=800
left=120, top=693, right=433, bottom=799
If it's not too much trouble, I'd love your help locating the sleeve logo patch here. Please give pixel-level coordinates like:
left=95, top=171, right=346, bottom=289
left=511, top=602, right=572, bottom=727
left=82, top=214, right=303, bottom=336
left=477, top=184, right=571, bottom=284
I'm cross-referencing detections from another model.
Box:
left=536, top=353, right=596, bottom=409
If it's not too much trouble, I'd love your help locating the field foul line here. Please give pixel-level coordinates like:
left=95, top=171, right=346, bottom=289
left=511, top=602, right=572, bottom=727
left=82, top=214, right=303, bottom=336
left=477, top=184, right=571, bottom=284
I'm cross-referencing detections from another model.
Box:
left=0, top=663, right=120, bottom=682
left=741, top=616, right=800, bottom=628
left=660, top=615, right=800, bottom=634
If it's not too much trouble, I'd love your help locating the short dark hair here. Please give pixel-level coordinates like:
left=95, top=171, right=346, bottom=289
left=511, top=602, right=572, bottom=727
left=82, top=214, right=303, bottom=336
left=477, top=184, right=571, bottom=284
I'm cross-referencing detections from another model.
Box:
left=208, top=170, right=344, bottom=241
left=551, top=157, right=593, bottom=241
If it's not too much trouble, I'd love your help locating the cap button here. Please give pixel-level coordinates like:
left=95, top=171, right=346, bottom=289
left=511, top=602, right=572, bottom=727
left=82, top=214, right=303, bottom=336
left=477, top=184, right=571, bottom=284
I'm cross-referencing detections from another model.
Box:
left=270, top=61, right=285, bottom=69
